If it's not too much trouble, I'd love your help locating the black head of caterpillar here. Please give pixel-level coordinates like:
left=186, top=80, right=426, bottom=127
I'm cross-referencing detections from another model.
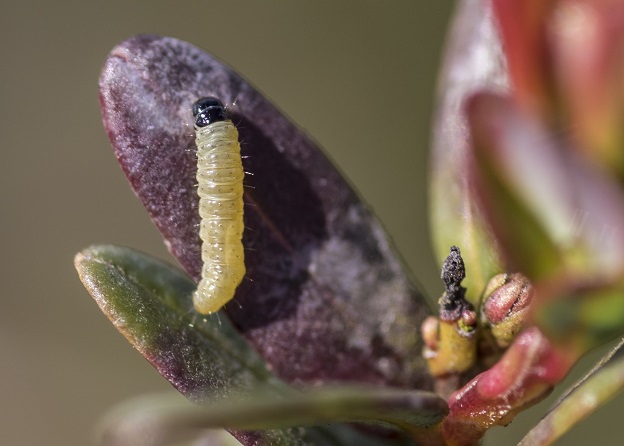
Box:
left=192, top=97, right=246, bottom=315
left=192, top=96, right=228, bottom=127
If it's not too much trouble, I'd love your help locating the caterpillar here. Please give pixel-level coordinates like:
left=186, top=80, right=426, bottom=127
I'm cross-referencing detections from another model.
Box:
left=192, top=97, right=246, bottom=314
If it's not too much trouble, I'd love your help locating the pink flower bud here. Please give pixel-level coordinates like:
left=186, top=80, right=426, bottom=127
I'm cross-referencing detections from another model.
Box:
left=482, top=273, right=534, bottom=347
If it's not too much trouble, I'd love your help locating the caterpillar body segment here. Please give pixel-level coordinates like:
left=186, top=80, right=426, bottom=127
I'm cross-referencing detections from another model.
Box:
left=192, top=97, right=246, bottom=314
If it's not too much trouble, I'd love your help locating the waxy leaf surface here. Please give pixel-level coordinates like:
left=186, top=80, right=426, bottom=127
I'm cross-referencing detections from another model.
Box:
left=99, top=35, right=432, bottom=389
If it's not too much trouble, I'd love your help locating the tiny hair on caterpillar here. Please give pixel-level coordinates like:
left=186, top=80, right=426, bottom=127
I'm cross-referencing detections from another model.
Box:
left=192, top=97, right=246, bottom=314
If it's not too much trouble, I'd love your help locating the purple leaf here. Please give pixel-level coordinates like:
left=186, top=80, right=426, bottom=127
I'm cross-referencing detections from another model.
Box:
left=99, top=35, right=432, bottom=389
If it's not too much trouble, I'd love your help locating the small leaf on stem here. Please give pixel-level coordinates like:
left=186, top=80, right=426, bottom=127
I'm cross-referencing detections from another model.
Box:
left=520, top=338, right=624, bottom=446
left=99, top=387, right=448, bottom=446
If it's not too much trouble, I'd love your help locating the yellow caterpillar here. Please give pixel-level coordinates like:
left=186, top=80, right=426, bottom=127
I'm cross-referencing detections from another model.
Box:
left=192, top=97, right=245, bottom=314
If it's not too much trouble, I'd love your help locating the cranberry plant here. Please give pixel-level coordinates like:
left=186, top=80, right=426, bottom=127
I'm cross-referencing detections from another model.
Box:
left=76, top=0, right=624, bottom=444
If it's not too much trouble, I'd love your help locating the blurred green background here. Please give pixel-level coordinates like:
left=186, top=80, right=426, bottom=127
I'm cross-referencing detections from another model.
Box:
left=1, top=1, right=623, bottom=445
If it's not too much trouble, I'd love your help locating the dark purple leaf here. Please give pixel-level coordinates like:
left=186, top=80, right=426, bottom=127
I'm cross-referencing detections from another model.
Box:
left=99, top=35, right=432, bottom=389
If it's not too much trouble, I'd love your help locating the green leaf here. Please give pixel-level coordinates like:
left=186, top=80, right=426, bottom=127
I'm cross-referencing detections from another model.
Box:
left=535, top=282, right=624, bottom=350
left=76, top=245, right=447, bottom=445
left=519, top=338, right=624, bottom=446
left=468, top=92, right=624, bottom=283
left=468, top=93, right=624, bottom=349
left=429, top=0, right=506, bottom=306
left=76, top=245, right=309, bottom=445
left=98, top=387, right=448, bottom=446
left=75, top=245, right=287, bottom=403
left=467, top=94, right=566, bottom=280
